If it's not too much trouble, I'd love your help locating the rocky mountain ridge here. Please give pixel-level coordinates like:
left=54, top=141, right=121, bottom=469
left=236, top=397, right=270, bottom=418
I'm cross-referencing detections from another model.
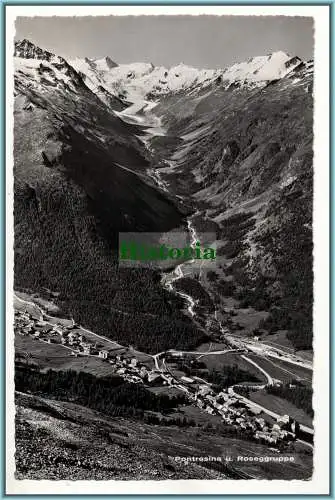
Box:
left=15, top=39, right=310, bottom=108
left=70, top=49, right=305, bottom=102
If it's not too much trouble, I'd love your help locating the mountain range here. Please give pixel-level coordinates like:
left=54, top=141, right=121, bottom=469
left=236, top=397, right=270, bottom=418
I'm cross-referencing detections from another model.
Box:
left=13, top=37, right=314, bottom=481
left=14, top=38, right=313, bottom=352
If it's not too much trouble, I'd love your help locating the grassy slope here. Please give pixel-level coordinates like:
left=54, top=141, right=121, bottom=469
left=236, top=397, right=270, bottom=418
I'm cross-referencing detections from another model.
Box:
left=248, top=355, right=313, bottom=385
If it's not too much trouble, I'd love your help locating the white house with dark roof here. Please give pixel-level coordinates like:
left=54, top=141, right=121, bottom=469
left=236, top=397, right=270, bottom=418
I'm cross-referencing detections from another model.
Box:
left=99, top=349, right=109, bottom=359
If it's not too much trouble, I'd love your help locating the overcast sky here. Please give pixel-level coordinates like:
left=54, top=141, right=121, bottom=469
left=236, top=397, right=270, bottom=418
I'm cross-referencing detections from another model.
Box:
left=15, top=15, right=314, bottom=68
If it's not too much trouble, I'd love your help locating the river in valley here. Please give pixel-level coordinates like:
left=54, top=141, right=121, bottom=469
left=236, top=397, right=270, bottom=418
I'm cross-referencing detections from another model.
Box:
left=117, top=100, right=207, bottom=321
left=160, top=216, right=200, bottom=318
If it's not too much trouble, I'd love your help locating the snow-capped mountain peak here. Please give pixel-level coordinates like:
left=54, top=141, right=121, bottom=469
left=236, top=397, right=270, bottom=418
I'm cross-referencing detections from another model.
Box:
left=225, top=50, right=301, bottom=82
left=14, top=39, right=308, bottom=110
left=81, top=55, right=118, bottom=72
left=70, top=50, right=304, bottom=103
left=14, top=39, right=55, bottom=61
left=105, top=56, right=118, bottom=69
left=14, top=40, right=86, bottom=95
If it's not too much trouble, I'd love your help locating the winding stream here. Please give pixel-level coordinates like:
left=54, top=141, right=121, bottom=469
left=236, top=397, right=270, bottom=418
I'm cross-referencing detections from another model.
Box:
left=160, top=217, right=199, bottom=317
left=121, top=102, right=205, bottom=320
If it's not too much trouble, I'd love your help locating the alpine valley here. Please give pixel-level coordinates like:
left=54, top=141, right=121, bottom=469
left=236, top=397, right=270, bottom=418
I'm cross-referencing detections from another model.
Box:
left=13, top=38, right=314, bottom=481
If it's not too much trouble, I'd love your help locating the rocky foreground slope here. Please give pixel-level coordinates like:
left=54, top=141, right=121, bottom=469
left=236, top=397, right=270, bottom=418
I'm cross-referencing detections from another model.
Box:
left=15, top=392, right=223, bottom=480
left=15, top=391, right=312, bottom=481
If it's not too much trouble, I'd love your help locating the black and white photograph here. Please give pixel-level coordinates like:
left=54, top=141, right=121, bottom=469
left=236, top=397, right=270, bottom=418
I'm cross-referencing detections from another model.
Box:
left=5, top=5, right=330, bottom=495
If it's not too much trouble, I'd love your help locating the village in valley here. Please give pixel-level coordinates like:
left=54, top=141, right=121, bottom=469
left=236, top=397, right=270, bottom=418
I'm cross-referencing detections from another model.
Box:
left=14, top=302, right=312, bottom=450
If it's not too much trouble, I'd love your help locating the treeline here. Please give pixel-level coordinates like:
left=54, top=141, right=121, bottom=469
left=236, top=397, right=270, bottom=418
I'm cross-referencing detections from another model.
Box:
left=211, top=176, right=313, bottom=351
left=207, top=365, right=261, bottom=390
left=191, top=214, right=220, bottom=235
left=256, top=169, right=313, bottom=350
left=173, top=359, right=208, bottom=378
left=67, top=304, right=209, bottom=354
left=15, top=365, right=187, bottom=420
left=172, top=361, right=260, bottom=390
left=266, top=382, right=313, bottom=418
left=233, top=386, right=251, bottom=398
left=173, top=359, right=261, bottom=390
left=144, top=413, right=196, bottom=427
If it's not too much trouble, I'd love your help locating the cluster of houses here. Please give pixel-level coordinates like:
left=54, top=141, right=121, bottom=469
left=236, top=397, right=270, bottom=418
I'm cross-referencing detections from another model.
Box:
left=15, top=309, right=107, bottom=357
left=15, top=310, right=95, bottom=351
left=14, top=309, right=171, bottom=386
left=15, top=310, right=58, bottom=341
left=106, top=354, right=153, bottom=384
left=158, top=354, right=298, bottom=445
left=181, top=383, right=298, bottom=444
left=15, top=309, right=299, bottom=447
left=254, top=415, right=299, bottom=444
